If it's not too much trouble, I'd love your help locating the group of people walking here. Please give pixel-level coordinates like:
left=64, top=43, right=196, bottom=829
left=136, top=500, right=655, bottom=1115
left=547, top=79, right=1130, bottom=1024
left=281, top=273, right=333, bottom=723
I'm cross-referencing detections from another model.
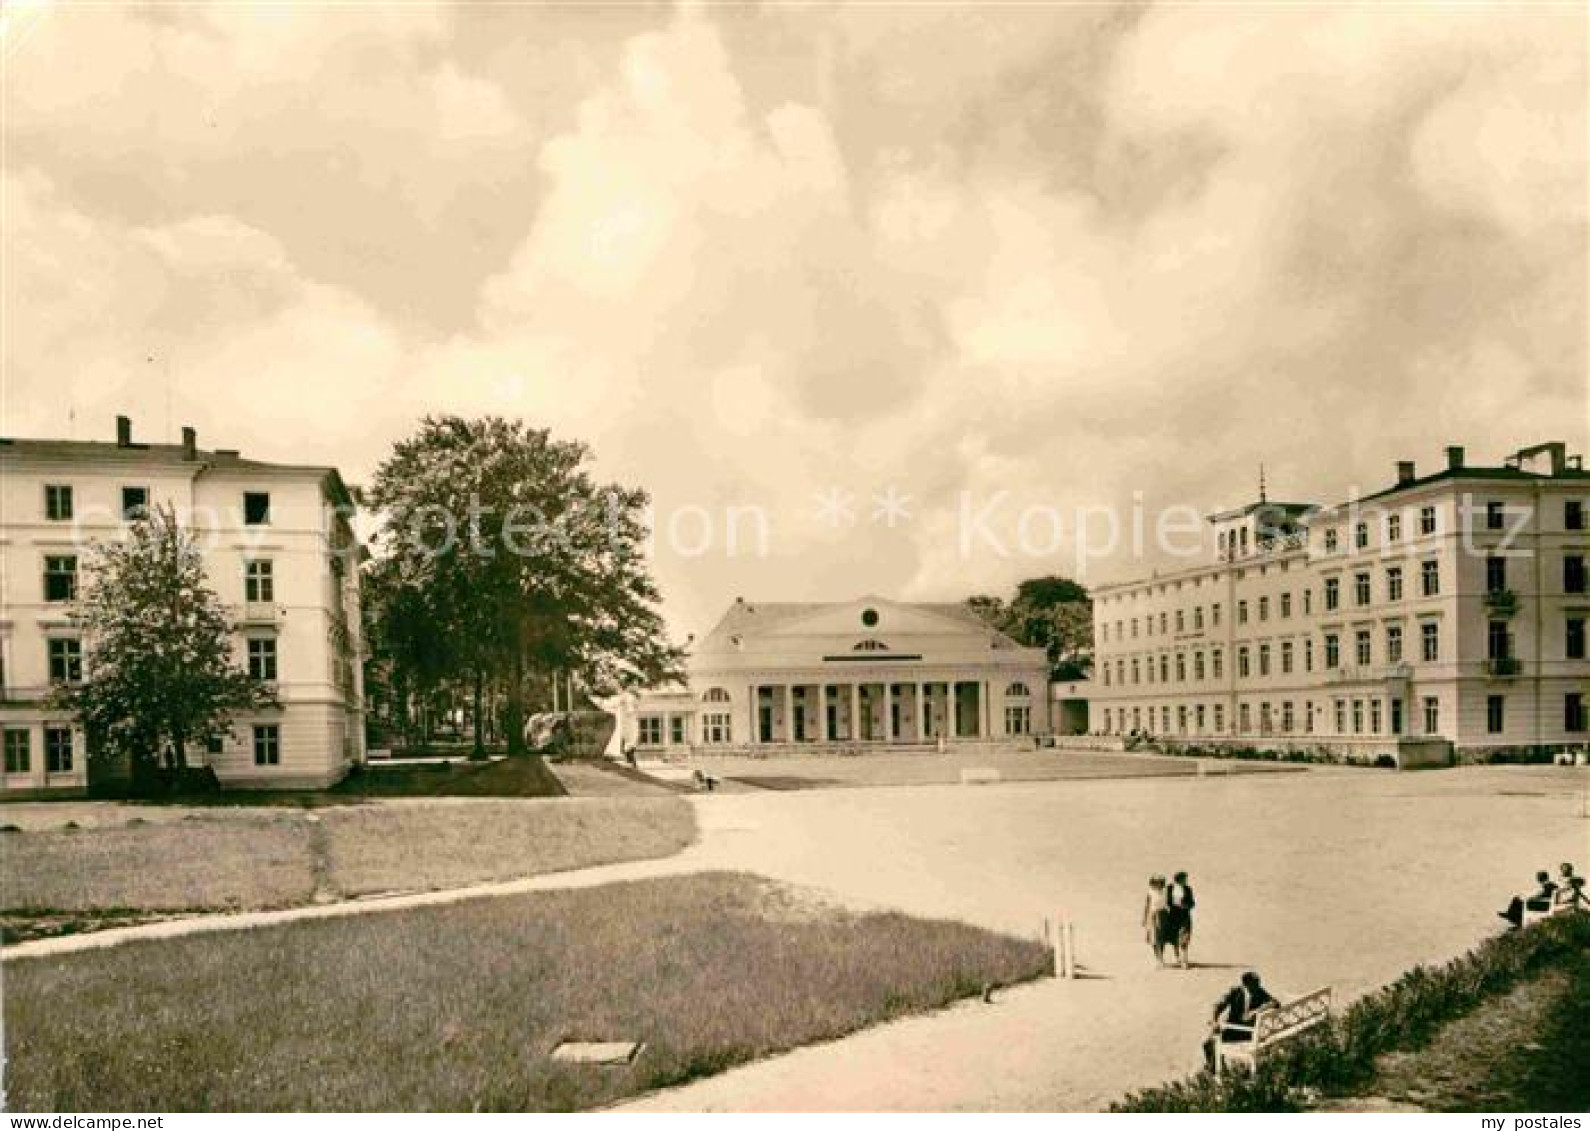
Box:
left=1142, top=871, right=1196, bottom=969
left=1497, top=861, right=1586, bottom=927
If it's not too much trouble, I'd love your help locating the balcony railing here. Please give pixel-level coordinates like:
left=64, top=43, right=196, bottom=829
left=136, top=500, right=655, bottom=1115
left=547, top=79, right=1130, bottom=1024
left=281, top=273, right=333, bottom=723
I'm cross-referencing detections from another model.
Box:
left=1483, top=589, right=1519, bottom=618
left=1485, top=656, right=1522, bottom=677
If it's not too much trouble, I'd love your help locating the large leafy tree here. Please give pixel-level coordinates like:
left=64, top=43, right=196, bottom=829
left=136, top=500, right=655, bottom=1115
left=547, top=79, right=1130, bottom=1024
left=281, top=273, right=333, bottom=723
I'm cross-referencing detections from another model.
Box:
left=367, top=416, right=683, bottom=755
left=53, top=504, right=275, bottom=783
left=967, top=574, right=1093, bottom=681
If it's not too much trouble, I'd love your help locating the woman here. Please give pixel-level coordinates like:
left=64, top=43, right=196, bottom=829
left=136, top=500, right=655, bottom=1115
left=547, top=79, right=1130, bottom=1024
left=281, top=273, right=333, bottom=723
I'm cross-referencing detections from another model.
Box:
left=1168, top=871, right=1196, bottom=969
left=1142, top=874, right=1173, bottom=966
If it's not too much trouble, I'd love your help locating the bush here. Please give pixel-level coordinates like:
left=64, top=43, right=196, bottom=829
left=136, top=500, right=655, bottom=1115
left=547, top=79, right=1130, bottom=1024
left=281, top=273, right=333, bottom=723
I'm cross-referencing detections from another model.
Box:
left=1111, top=911, right=1590, bottom=1112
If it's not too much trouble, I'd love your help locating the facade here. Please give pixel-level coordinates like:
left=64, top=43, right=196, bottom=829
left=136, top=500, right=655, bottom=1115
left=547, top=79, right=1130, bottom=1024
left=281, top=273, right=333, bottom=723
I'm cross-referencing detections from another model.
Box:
left=622, top=596, right=1050, bottom=754
left=0, top=416, right=366, bottom=795
left=1090, top=442, right=1590, bottom=764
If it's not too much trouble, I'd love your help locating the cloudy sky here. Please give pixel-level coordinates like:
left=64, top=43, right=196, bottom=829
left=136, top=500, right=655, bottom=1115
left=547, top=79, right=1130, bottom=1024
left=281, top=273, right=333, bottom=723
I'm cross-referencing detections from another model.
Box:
left=3, top=1, right=1585, bottom=638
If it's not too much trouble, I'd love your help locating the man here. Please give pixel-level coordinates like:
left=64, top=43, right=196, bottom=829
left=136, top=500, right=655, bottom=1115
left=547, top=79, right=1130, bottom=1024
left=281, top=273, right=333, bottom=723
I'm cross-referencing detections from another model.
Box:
left=1169, top=871, right=1196, bottom=969
left=1498, top=870, right=1558, bottom=928
left=1203, top=971, right=1276, bottom=1071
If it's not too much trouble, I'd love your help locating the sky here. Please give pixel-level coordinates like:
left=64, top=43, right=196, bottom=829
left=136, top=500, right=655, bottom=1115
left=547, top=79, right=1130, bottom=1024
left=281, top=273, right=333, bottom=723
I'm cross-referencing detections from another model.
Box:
left=3, top=0, right=1586, bottom=640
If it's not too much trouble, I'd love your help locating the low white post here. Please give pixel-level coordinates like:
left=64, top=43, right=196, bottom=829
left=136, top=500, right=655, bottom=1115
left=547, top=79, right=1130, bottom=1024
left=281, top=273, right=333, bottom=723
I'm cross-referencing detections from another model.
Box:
left=1063, top=920, right=1077, bottom=979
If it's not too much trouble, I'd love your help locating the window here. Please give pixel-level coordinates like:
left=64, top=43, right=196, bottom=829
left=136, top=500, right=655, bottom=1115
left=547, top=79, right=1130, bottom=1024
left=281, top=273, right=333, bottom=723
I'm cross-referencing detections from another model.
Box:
left=205, top=734, right=224, bottom=755
left=48, top=638, right=82, bottom=684
left=1237, top=601, right=1248, bottom=625
left=1567, top=693, right=1587, bottom=733
left=1334, top=699, right=1346, bottom=733
left=1486, top=556, right=1507, bottom=594
left=1355, top=522, right=1369, bottom=549
left=1487, top=695, right=1505, bottom=735
left=1421, top=560, right=1440, bottom=597
left=1259, top=597, right=1269, bottom=622
left=1238, top=647, right=1250, bottom=679
left=1487, top=621, right=1510, bottom=661
left=1280, top=593, right=1291, bottom=618
left=1355, top=630, right=1371, bottom=667
left=4, top=730, right=30, bottom=774
left=121, top=486, right=150, bottom=520
left=1281, top=641, right=1294, bottom=674
left=1354, top=572, right=1371, bottom=606
left=1351, top=699, right=1364, bottom=734
left=1386, top=566, right=1403, bottom=602
left=1421, top=621, right=1440, bottom=662
left=243, top=492, right=271, bottom=525
left=1568, top=501, right=1585, bottom=531
left=1159, top=612, right=1168, bottom=634
left=1194, top=607, right=1204, bottom=630
left=1485, top=501, right=1505, bottom=530
left=1386, top=624, right=1403, bottom=663
left=1194, top=651, right=1206, bottom=681
left=1259, top=644, right=1271, bottom=676
left=1566, top=555, right=1587, bottom=595
left=1282, top=701, right=1294, bottom=733
left=253, top=724, right=281, bottom=766
left=1304, top=699, right=1314, bottom=734
left=247, top=638, right=278, bottom=681
left=44, top=727, right=73, bottom=774
left=1423, top=696, right=1440, bottom=734
left=1324, top=577, right=1340, bottom=611
left=1420, top=506, right=1437, bottom=536
left=1213, top=704, right=1225, bottom=732
left=1387, top=514, right=1401, bottom=541
left=1305, top=639, right=1314, bottom=672
left=637, top=717, right=663, bottom=746
left=1568, top=617, right=1586, bottom=660
left=245, top=560, right=275, bottom=603
left=1324, top=634, right=1340, bottom=669
left=1005, top=705, right=1031, bottom=735
left=703, top=712, right=732, bottom=744
left=1324, top=529, right=1339, bottom=553
left=1212, top=650, right=1224, bottom=679
left=1212, top=604, right=1222, bottom=627
left=43, top=555, right=78, bottom=602
left=1175, top=654, right=1186, bottom=682
left=1159, top=655, right=1169, bottom=683
left=1175, top=610, right=1185, bottom=633
left=702, top=687, right=731, bottom=704
left=1131, top=659, right=1140, bottom=684
left=44, top=484, right=73, bottom=521
left=1239, top=704, right=1251, bottom=733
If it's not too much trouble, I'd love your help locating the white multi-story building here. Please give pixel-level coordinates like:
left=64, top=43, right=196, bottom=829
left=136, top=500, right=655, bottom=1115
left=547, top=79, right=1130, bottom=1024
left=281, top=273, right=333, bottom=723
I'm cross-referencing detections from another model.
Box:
left=0, top=416, right=366, bottom=795
left=618, top=596, right=1051, bottom=755
left=1091, top=442, right=1590, bottom=765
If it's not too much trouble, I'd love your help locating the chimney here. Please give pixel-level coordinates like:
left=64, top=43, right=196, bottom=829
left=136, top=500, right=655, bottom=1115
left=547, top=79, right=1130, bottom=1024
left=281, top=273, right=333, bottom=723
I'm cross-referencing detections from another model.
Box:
left=1445, top=445, right=1465, bottom=471
left=181, top=426, right=197, bottom=461
left=1396, top=460, right=1416, bottom=485
left=115, top=415, right=132, bottom=447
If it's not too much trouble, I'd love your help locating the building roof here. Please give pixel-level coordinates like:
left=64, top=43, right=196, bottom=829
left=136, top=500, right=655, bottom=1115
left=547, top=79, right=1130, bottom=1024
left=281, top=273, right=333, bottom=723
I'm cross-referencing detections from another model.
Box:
left=0, top=437, right=356, bottom=507
left=1351, top=463, right=1590, bottom=506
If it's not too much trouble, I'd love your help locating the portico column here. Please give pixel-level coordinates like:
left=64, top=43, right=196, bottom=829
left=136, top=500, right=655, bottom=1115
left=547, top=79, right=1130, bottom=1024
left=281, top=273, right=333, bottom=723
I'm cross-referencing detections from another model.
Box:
left=781, top=684, right=794, bottom=743
left=914, top=683, right=925, bottom=741
left=849, top=683, right=861, bottom=742
left=818, top=685, right=831, bottom=742
left=884, top=684, right=896, bottom=742
left=981, top=681, right=991, bottom=738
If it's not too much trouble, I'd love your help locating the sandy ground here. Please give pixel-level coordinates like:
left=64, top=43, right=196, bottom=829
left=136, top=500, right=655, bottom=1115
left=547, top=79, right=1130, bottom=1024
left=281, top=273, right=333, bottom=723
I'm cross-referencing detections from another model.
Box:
left=6, top=763, right=1587, bottom=1110
left=617, top=764, right=1590, bottom=1111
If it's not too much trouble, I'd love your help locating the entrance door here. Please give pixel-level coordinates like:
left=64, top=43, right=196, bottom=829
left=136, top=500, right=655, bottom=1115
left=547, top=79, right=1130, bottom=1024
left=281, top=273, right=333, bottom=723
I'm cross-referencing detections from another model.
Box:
left=759, top=704, right=774, bottom=744
left=1390, top=698, right=1404, bottom=736
left=826, top=703, right=838, bottom=742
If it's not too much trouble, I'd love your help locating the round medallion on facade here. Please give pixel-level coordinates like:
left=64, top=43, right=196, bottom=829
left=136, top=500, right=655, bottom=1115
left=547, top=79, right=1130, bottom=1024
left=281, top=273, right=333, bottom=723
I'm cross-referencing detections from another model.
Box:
left=861, top=607, right=879, bottom=627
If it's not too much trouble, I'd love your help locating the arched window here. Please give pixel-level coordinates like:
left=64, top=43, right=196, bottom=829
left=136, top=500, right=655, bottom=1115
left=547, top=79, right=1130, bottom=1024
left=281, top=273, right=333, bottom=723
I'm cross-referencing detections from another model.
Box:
left=1006, top=682, right=1031, bottom=698
left=701, top=687, right=731, bottom=703
left=852, top=640, right=889, bottom=652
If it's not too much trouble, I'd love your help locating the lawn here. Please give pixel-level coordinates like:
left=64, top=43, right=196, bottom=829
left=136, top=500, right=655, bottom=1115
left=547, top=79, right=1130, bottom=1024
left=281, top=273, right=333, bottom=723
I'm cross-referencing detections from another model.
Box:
left=1, top=798, right=696, bottom=942
left=1324, top=947, right=1590, bottom=1112
left=3, top=872, right=1051, bottom=1111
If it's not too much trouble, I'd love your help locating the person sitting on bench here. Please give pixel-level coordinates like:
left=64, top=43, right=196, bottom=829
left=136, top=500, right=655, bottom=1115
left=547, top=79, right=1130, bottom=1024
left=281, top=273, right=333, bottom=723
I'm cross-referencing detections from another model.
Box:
left=692, top=768, right=719, bottom=792
left=1203, top=971, right=1276, bottom=1071
left=1555, top=864, right=1585, bottom=910
left=1498, top=870, right=1557, bottom=928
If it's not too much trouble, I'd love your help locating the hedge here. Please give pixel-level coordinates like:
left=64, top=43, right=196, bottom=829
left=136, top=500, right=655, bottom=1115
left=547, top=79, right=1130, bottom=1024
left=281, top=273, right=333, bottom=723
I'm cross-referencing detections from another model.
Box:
left=1110, top=910, right=1590, bottom=1112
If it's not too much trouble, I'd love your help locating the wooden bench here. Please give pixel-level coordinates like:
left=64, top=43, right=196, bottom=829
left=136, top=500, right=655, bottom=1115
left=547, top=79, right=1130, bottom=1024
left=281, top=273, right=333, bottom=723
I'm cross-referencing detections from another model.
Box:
left=691, top=769, right=720, bottom=793
left=959, top=766, right=1002, bottom=785
left=1522, top=896, right=1586, bottom=927
left=1214, top=987, right=1332, bottom=1076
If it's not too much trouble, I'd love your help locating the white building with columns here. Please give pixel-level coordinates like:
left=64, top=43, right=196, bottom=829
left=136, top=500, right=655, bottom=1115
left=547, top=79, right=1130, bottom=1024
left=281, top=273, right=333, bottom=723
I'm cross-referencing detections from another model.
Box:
left=621, top=596, right=1051, bottom=754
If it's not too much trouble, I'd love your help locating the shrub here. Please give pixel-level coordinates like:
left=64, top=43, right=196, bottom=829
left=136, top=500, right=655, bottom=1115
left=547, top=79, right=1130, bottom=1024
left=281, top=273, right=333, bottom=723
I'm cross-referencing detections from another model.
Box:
left=1111, top=911, right=1590, bottom=1112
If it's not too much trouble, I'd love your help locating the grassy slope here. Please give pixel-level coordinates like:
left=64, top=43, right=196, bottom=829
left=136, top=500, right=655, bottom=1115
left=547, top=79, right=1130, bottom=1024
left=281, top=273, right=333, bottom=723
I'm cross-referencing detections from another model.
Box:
left=4, top=872, right=1050, bottom=1111
left=2, top=798, right=695, bottom=927
left=1334, top=948, right=1590, bottom=1112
